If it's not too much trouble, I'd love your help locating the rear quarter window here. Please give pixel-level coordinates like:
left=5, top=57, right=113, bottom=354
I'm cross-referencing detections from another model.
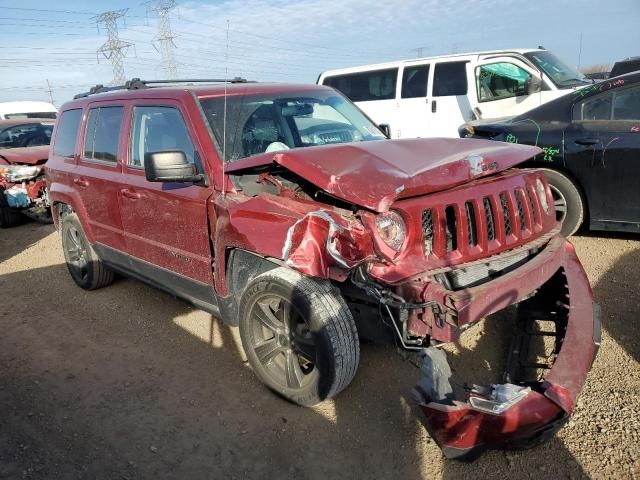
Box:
left=52, top=109, right=82, bottom=158
left=323, top=68, right=398, bottom=102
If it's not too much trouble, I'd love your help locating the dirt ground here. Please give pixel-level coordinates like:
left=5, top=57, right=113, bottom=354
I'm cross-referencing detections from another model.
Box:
left=0, top=222, right=638, bottom=480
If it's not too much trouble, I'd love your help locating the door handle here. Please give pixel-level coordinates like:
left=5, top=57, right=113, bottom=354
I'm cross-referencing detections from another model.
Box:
left=121, top=188, right=141, bottom=200
left=73, top=177, right=89, bottom=188
left=575, top=138, right=599, bottom=146
left=431, top=100, right=437, bottom=113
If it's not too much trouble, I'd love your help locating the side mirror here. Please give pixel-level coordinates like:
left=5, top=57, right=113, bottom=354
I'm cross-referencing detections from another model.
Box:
left=144, top=151, right=202, bottom=183
left=525, top=76, right=542, bottom=95
left=378, top=123, right=391, bottom=139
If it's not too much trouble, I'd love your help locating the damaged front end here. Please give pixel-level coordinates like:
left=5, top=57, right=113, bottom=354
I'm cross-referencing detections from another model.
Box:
left=222, top=142, right=598, bottom=460
left=0, top=147, right=51, bottom=223
left=412, top=241, right=600, bottom=459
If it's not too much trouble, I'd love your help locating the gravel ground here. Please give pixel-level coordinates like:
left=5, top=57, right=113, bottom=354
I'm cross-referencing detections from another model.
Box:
left=0, top=222, right=638, bottom=479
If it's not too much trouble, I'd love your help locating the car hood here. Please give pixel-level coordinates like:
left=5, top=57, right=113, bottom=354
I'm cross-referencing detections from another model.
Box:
left=466, top=116, right=515, bottom=127
left=226, top=138, right=542, bottom=212
left=0, top=146, right=49, bottom=166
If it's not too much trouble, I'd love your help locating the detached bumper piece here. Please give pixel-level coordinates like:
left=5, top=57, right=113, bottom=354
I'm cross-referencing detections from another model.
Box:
left=414, top=239, right=600, bottom=460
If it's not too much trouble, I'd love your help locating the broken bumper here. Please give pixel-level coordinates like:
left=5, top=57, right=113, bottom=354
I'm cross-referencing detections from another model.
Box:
left=415, top=237, right=600, bottom=459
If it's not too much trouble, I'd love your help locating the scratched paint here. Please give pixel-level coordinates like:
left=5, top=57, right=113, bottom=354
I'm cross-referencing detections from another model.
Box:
left=574, top=78, right=625, bottom=99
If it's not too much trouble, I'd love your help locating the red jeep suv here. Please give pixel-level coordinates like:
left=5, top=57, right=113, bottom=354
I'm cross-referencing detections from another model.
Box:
left=45, top=79, right=599, bottom=459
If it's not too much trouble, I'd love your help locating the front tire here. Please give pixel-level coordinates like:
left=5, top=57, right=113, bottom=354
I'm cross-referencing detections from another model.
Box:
left=60, top=213, right=114, bottom=290
left=239, top=267, right=359, bottom=406
left=539, top=168, right=585, bottom=237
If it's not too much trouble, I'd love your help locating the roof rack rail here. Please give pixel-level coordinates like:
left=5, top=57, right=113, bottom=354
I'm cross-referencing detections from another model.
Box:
left=74, top=77, right=249, bottom=99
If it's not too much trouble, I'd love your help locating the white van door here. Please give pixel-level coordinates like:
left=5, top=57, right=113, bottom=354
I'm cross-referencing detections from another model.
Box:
left=394, top=63, right=431, bottom=138
left=472, top=57, right=544, bottom=120
left=428, top=61, right=474, bottom=137
left=322, top=68, right=399, bottom=136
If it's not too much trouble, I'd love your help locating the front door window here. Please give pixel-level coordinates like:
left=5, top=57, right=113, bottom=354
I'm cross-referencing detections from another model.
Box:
left=129, top=106, right=197, bottom=169
left=476, top=62, right=531, bottom=102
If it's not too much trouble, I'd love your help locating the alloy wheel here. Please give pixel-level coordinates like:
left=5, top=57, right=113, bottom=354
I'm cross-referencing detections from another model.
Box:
left=248, top=294, right=317, bottom=390
left=549, top=184, right=568, bottom=224
left=65, top=226, right=89, bottom=281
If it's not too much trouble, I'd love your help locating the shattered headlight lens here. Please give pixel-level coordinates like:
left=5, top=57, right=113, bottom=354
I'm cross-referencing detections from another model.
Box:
left=536, top=178, right=550, bottom=213
left=0, top=165, right=42, bottom=182
left=376, top=210, right=406, bottom=252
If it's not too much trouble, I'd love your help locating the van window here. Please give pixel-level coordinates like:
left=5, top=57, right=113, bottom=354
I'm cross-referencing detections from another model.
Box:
left=476, top=62, right=531, bottom=102
left=52, top=109, right=82, bottom=158
left=401, top=64, right=429, bottom=98
left=433, top=62, right=468, bottom=97
left=323, top=68, right=398, bottom=102
left=83, top=106, right=123, bottom=163
left=130, top=106, right=196, bottom=168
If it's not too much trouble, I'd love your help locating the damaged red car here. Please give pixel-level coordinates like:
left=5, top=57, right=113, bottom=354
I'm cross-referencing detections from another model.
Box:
left=1, top=144, right=53, bottom=227
left=45, top=79, right=600, bottom=460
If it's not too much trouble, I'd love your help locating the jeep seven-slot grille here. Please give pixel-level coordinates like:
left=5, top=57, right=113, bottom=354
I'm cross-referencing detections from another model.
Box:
left=483, top=197, right=496, bottom=241
left=422, top=184, right=542, bottom=257
left=422, top=209, right=434, bottom=255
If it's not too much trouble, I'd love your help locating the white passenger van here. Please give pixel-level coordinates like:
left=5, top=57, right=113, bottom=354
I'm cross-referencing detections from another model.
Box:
left=318, top=48, right=590, bottom=138
left=0, top=101, right=57, bottom=120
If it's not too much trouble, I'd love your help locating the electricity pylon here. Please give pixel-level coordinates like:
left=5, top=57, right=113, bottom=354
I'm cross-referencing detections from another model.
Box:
left=93, top=9, right=133, bottom=85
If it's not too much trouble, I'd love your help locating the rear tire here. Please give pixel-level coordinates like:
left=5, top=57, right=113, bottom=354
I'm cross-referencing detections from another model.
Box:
left=239, top=267, right=359, bottom=406
left=539, top=168, right=585, bottom=237
left=0, top=188, right=24, bottom=228
left=60, top=213, right=114, bottom=290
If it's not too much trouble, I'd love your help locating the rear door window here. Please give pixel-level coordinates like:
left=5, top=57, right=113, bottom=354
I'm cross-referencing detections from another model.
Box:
left=612, top=86, right=640, bottom=120
left=129, top=106, right=196, bottom=168
left=323, top=68, right=398, bottom=102
left=433, top=61, right=468, bottom=97
left=52, top=109, right=82, bottom=158
left=401, top=64, right=429, bottom=98
left=83, top=106, right=123, bottom=163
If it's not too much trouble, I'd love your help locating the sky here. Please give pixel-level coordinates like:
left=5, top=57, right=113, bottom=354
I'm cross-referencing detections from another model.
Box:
left=0, top=0, right=638, bottom=106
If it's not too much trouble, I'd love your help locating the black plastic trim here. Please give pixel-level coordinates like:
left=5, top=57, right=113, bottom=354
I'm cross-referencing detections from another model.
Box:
left=94, top=243, right=222, bottom=317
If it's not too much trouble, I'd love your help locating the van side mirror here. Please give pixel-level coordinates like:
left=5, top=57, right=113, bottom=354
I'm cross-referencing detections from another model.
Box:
left=378, top=123, right=391, bottom=139
left=144, top=151, right=203, bottom=183
left=526, top=76, right=542, bottom=95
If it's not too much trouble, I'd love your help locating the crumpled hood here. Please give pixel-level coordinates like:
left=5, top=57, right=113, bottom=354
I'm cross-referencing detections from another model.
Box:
left=0, top=146, right=49, bottom=166
left=226, top=138, right=542, bottom=212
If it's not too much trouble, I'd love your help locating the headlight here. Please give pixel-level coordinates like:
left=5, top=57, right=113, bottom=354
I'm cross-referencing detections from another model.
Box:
left=375, top=210, right=406, bottom=251
left=0, top=165, right=42, bottom=182
left=536, top=178, right=550, bottom=213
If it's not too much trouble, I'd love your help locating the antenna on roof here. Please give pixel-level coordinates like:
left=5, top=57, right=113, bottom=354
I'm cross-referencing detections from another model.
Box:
left=221, top=19, right=229, bottom=197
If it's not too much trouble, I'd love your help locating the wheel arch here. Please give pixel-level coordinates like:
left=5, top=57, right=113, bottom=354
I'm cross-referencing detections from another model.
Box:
left=219, top=248, right=284, bottom=326
left=517, top=161, right=590, bottom=222
left=49, top=186, right=95, bottom=242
